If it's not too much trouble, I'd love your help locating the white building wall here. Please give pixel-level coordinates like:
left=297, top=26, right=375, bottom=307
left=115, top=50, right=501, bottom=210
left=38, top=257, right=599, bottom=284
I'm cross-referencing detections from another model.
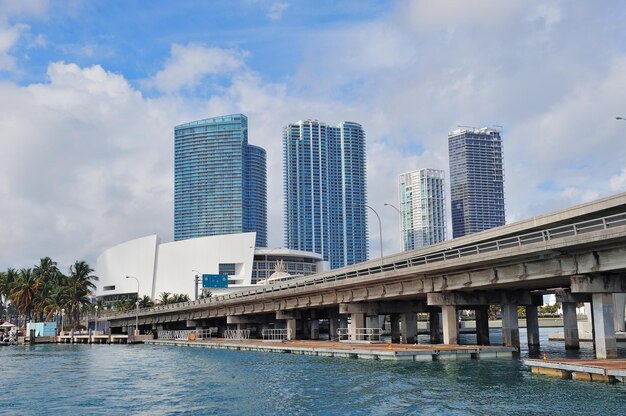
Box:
left=154, top=233, right=256, bottom=298
left=95, top=234, right=160, bottom=298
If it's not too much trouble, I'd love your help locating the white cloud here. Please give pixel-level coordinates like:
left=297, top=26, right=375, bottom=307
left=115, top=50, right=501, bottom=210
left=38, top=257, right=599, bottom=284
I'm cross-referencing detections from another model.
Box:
left=267, top=2, right=289, bottom=21
left=0, top=23, right=28, bottom=71
left=610, top=169, right=626, bottom=191
left=146, top=44, right=247, bottom=94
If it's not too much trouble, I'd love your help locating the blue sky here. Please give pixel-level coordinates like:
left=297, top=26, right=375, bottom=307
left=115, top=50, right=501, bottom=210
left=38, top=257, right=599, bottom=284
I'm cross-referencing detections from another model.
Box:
left=2, top=0, right=626, bottom=271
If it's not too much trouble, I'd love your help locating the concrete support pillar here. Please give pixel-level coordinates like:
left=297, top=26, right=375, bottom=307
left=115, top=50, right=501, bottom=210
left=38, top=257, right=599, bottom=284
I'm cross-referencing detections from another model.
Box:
left=525, top=305, right=540, bottom=347
left=501, top=304, right=520, bottom=349
left=350, top=313, right=365, bottom=341
left=310, top=320, right=320, bottom=340
left=562, top=302, right=580, bottom=350
left=441, top=305, right=458, bottom=345
left=236, top=323, right=245, bottom=332
left=390, top=314, right=401, bottom=344
left=475, top=306, right=490, bottom=346
left=366, top=316, right=380, bottom=329
left=429, top=310, right=442, bottom=344
left=340, top=315, right=349, bottom=329
left=328, top=314, right=340, bottom=341
left=613, top=293, right=626, bottom=332
left=592, top=293, right=617, bottom=359
left=286, top=318, right=296, bottom=341
left=400, top=313, right=417, bottom=344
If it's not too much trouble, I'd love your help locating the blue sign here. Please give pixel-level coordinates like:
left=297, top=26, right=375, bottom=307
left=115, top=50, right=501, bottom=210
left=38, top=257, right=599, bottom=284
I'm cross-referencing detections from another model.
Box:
left=202, top=274, right=228, bottom=288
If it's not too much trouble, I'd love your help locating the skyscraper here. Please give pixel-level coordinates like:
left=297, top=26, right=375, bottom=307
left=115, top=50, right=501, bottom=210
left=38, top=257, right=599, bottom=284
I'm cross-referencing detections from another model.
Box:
left=174, top=114, right=267, bottom=247
left=283, top=120, right=367, bottom=269
left=448, top=126, right=505, bottom=238
left=399, top=168, right=446, bottom=250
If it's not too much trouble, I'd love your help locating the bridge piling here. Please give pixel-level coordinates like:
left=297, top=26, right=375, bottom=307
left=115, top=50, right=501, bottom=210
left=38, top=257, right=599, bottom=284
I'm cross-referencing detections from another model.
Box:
left=525, top=305, right=540, bottom=347
left=562, top=302, right=580, bottom=350
left=475, top=306, right=490, bottom=346
left=501, top=303, right=520, bottom=349
left=390, top=314, right=401, bottom=343
left=592, top=293, right=617, bottom=359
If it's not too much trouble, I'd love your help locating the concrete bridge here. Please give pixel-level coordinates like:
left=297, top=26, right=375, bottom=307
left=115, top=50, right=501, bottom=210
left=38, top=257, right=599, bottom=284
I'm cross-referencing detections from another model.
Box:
left=106, top=192, right=626, bottom=358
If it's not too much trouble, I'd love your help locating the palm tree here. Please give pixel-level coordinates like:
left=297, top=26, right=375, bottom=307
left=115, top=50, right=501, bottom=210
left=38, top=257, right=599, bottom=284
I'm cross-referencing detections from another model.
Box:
left=8, top=268, right=39, bottom=323
left=171, top=293, right=190, bottom=303
left=43, top=283, right=71, bottom=322
left=138, top=295, right=154, bottom=308
left=66, top=261, right=98, bottom=324
left=158, top=292, right=171, bottom=305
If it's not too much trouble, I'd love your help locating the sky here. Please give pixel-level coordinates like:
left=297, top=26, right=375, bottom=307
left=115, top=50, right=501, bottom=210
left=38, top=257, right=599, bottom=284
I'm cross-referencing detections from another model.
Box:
left=1, top=0, right=626, bottom=272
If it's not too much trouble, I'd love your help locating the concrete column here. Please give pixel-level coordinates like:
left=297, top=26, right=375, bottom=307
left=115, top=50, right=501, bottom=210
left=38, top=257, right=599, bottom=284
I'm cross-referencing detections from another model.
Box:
left=366, top=316, right=380, bottom=329
left=525, top=305, right=540, bottom=347
left=429, top=310, right=442, bottom=344
left=310, top=320, right=320, bottom=340
left=613, top=293, right=626, bottom=332
left=286, top=318, right=296, bottom=341
left=329, top=315, right=340, bottom=341
left=592, top=293, right=617, bottom=359
left=390, top=314, right=401, bottom=343
left=236, top=323, right=245, bottom=332
left=401, top=313, right=417, bottom=344
left=441, top=305, right=458, bottom=345
left=350, top=313, right=365, bottom=341
left=340, top=315, right=349, bottom=329
left=501, top=304, right=520, bottom=349
left=562, top=302, right=580, bottom=350
left=475, top=306, right=490, bottom=346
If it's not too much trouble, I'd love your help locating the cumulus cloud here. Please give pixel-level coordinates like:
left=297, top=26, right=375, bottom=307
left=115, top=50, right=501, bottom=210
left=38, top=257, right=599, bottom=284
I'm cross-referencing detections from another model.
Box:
left=146, top=44, right=247, bottom=94
left=610, top=169, right=626, bottom=192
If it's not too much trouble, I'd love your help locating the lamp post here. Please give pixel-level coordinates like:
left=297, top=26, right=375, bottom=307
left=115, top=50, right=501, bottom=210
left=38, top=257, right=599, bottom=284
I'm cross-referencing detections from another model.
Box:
left=126, top=276, right=140, bottom=335
left=192, top=269, right=201, bottom=300
left=61, top=309, right=64, bottom=334
left=354, top=203, right=384, bottom=266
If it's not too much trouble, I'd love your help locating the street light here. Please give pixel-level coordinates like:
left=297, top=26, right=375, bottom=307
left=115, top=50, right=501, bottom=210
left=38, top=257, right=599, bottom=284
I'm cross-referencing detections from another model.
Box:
left=385, top=203, right=404, bottom=252
left=61, top=309, right=64, bottom=334
left=126, top=276, right=140, bottom=335
left=192, top=269, right=201, bottom=300
left=384, top=203, right=401, bottom=215
left=354, top=203, right=384, bottom=266
left=94, top=305, right=99, bottom=333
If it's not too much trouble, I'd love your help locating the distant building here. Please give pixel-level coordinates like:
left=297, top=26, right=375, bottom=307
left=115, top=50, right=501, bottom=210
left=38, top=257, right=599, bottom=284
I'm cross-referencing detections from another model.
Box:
left=174, top=114, right=267, bottom=247
left=95, top=233, right=327, bottom=301
left=448, top=127, right=505, bottom=238
left=283, top=120, right=367, bottom=269
left=399, top=168, right=446, bottom=250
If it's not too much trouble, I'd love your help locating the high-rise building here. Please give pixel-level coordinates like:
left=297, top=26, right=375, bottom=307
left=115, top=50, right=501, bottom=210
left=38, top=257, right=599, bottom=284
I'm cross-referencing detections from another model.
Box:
left=174, top=114, right=267, bottom=246
left=283, top=120, right=367, bottom=269
left=399, top=168, right=446, bottom=250
left=448, top=126, right=505, bottom=238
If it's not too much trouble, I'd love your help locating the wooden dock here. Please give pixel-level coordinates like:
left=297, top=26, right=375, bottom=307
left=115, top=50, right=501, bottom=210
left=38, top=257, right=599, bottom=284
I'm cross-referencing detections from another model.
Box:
left=524, top=358, right=626, bottom=383
left=144, top=339, right=516, bottom=361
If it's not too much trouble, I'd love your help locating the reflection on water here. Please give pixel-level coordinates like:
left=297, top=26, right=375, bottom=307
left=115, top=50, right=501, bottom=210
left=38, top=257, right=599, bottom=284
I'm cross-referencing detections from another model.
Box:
left=0, top=328, right=623, bottom=415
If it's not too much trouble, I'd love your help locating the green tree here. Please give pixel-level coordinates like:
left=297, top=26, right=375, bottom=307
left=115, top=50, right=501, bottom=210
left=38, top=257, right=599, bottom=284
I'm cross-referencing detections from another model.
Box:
left=66, top=261, right=98, bottom=324
left=138, top=295, right=154, bottom=308
left=158, top=292, right=171, bottom=305
left=8, top=268, right=39, bottom=322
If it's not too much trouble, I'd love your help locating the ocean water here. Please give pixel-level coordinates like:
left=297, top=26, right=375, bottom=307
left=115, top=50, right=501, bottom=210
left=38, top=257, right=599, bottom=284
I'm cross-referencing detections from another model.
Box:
left=1, top=329, right=624, bottom=415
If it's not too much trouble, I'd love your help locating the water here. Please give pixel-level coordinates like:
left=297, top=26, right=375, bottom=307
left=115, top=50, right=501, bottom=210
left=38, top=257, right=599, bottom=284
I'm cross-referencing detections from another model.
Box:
left=1, top=329, right=624, bottom=415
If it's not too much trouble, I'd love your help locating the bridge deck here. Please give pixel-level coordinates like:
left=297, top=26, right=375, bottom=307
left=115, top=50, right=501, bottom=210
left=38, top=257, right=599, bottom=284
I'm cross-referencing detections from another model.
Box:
left=144, top=338, right=516, bottom=361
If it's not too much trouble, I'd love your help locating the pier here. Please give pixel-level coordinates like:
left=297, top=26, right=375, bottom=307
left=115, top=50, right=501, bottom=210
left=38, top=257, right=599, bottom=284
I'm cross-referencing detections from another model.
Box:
left=524, top=358, right=626, bottom=383
left=144, top=338, right=516, bottom=361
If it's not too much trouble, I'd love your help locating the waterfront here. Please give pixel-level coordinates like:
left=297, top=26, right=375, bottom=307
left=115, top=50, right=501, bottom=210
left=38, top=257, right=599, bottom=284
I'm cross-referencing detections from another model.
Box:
left=1, top=330, right=624, bottom=415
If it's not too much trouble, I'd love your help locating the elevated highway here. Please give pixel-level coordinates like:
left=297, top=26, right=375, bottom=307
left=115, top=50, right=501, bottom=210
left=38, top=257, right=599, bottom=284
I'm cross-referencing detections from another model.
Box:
left=106, top=192, right=626, bottom=358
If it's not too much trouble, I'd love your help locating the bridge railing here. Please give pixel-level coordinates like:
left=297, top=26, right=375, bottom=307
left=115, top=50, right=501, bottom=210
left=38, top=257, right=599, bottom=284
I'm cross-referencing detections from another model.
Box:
left=262, top=328, right=291, bottom=342
left=337, top=328, right=382, bottom=342
left=223, top=330, right=251, bottom=341
left=157, top=330, right=195, bottom=340
left=111, top=211, right=626, bottom=319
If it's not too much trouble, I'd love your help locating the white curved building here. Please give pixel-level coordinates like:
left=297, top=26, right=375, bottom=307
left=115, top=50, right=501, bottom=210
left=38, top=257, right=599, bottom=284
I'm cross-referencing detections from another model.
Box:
left=95, top=233, right=327, bottom=302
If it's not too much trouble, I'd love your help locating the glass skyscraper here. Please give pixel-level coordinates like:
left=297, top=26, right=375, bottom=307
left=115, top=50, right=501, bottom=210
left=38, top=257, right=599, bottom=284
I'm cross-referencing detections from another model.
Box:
left=448, top=127, right=505, bottom=238
left=174, top=114, right=267, bottom=247
left=399, top=168, right=446, bottom=250
left=283, top=120, right=367, bottom=269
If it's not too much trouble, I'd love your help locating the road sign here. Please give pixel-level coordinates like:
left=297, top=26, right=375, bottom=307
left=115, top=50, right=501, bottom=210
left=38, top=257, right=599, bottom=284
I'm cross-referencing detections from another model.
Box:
left=202, top=274, right=228, bottom=288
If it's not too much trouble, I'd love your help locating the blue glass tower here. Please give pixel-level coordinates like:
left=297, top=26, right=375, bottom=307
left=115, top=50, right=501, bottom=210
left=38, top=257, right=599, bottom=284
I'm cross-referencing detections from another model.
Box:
left=448, top=127, right=505, bottom=238
left=283, top=120, right=367, bottom=269
left=174, top=114, right=267, bottom=246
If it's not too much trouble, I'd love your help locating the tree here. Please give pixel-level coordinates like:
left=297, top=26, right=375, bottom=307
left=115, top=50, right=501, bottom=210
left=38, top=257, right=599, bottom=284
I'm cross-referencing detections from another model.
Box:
left=158, top=292, right=171, bottom=305
left=199, top=291, right=212, bottom=299
left=171, top=293, right=190, bottom=303
left=66, top=261, right=98, bottom=324
left=138, top=295, right=154, bottom=308
left=8, top=268, right=39, bottom=322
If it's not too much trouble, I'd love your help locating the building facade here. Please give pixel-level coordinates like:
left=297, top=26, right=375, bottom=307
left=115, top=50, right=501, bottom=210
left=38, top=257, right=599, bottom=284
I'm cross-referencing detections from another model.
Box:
left=448, top=127, right=505, bottom=238
left=399, top=168, right=446, bottom=250
left=283, top=120, right=368, bottom=269
left=95, top=233, right=327, bottom=302
left=174, top=114, right=267, bottom=247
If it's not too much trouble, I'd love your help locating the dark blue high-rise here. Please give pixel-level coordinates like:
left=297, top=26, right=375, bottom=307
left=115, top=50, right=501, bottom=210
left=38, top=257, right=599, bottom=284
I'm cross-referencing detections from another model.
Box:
left=448, top=127, right=505, bottom=238
left=174, top=114, right=267, bottom=247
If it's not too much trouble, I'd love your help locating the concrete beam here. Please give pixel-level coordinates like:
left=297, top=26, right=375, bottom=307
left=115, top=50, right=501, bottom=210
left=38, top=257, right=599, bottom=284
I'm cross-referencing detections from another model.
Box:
left=571, top=274, right=626, bottom=293
left=276, top=310, right=301, bottom=320
left=226, top=315, right=273, bottom=324
left=427, top=291, right=534, bottom=306
left=554, top=289, right=591, bottom=303
left=339, top=301, right=425, bottom=315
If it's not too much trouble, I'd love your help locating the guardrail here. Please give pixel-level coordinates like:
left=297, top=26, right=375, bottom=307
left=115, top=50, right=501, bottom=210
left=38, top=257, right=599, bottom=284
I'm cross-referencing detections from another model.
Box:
left=157, top=330, right=195, bottom=340
left=110, top=211, right=626, bottom=319
left=337, top=328, right=382, bottom=342
left=261, top=328, right=291, bottom=342
left=224, top=329, right=251, bottom=341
